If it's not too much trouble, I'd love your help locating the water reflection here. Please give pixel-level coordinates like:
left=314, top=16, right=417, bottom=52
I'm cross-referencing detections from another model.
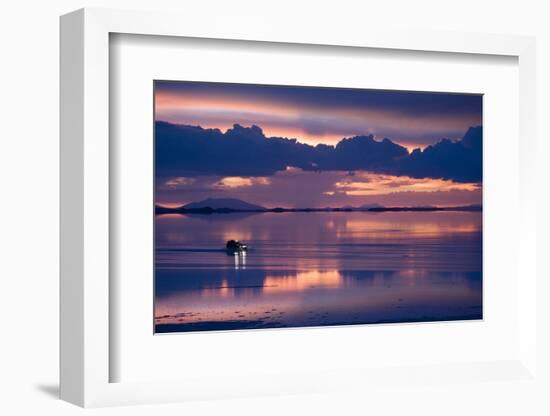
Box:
left=232, top=251, right=247, bottom=270
left=155, top=211, right=482, bottom=333
left=155, top=268, right=482, bottom=332
left=263, top=270, right=343, bottom=293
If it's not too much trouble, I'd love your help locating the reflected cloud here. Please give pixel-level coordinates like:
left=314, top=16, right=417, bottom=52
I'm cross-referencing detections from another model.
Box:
left=156, top=211, right=482, bottom=273
left=263, top=270, right=343, bottom=293
left=155, top=267, right=482, bottom=330
left=333, top=211, right=481, bottom=240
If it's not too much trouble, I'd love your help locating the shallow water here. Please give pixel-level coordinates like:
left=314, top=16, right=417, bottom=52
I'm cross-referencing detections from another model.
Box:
left=154, top=211, right=482, bottom=333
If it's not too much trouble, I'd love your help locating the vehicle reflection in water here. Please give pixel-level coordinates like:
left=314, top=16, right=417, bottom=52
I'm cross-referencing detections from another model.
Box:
left=233, top=251, right=247, bottom=270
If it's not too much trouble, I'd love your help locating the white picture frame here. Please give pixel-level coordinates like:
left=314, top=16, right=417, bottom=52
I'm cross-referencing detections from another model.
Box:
left=60, top=7, right=538, bottom=408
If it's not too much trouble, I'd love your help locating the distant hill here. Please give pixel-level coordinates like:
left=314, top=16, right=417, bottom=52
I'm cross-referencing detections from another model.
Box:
left=183, top=198, right=266, bottom=211
left=359, top=203, right=383, bottom=209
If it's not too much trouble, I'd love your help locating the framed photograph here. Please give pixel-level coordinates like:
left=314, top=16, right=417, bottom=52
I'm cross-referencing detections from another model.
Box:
left=60, top=8, right=539, bottom=408
left=153, top=80, right=484, bottom=334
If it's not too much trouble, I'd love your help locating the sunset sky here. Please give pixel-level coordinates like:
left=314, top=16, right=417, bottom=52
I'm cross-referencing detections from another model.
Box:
left=154, top=81, right=482, bottom=208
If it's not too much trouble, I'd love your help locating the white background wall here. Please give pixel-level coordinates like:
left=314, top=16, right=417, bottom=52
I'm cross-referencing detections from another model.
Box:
left=0, top=1, right=548, bottom=415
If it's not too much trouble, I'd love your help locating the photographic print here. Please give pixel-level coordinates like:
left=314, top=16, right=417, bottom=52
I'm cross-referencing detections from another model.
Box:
left=154, top=81, right=482, bottom=333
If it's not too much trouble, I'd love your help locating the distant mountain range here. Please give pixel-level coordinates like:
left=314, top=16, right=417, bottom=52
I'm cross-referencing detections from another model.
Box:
left=155, top=198, right=482, bottom=215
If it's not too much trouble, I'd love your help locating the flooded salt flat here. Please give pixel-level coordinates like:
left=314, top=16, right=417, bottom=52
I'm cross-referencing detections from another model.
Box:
left=154, top=211, right=482, bottom=333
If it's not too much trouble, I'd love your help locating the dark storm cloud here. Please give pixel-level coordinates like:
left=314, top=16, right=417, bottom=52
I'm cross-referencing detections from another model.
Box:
left=155, top=121, right=482, bottom=183
left=388, top=126, right=483, bottom=182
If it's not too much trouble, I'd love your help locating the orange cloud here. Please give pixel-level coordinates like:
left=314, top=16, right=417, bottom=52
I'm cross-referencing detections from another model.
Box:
left=164, top=177, right=196, bottom=189
left=155, top=91, right=298, bottom=119
left=214, top=176, right=270, bottom=189
left=334, top=173, right=479, bottom=196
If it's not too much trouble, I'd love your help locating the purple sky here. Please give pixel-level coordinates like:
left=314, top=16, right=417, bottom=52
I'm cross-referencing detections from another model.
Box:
left=155, top=81, right=482, bottom=208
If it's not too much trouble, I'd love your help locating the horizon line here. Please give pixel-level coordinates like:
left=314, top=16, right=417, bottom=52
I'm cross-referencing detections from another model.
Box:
left=155, top=202, right=483, bottom=211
